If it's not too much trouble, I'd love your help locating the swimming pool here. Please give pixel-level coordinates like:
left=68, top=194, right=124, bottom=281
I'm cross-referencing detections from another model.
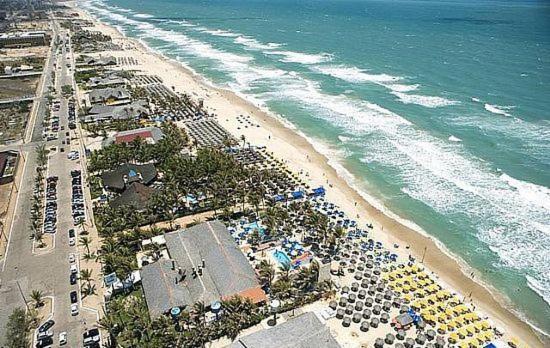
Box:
left=273, top=250, right=292, bottom=267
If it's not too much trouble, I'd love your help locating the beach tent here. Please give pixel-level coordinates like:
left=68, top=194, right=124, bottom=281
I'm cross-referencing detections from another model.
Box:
left=273, top=194, right=285, bottom=202
left=291, top=190, right=304, bottom=199
left=311, top=186, right=326, bottom=196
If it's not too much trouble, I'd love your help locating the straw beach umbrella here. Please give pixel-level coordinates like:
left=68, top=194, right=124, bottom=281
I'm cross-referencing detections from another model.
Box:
left=360, top=321, right=369, bottom=332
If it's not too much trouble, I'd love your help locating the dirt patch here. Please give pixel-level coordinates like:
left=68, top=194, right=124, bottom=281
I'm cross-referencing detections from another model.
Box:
left=0, top=77, right=39, bottom=100
left=0, top=100, right=32, bottom=144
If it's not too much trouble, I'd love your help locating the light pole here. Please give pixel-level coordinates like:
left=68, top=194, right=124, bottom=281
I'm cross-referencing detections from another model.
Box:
left=269, top=299, right=280, bottom=326
left=16, top=280, right=29, bottom=311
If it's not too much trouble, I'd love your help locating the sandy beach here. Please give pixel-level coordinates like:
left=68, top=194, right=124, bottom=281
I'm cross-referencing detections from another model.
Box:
left=70, top=2, right=546, bottom=346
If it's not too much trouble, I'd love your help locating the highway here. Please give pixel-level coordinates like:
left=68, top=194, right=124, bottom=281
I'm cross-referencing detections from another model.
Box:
left=0, top=18, right=97, bottom=348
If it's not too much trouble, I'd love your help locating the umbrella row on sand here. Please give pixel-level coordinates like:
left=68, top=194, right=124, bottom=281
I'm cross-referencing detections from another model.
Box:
left=329, top=237, right=499, bottom=348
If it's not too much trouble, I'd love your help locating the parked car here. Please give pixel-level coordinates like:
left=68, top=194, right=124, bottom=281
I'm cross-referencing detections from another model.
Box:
left=35, top=336, right=53, bottom=348
left=70, top=264, right=78, bottom=274
left=38, top=319, right=55, bottom=333
left=70, top=303, right=79, bottom=316
left=70, top=290, right=78, bottom=304
left=59, top=331, right=67, bottom=345
left=70, top=273, right=77, bottom=285
left=37, top=329, right=53, bottom=340
left=68, top=229, right=76, bottom=246
left=69, top=253, right=75, bottom=263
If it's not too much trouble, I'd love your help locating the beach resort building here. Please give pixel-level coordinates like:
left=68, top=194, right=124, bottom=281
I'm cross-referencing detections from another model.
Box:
left=140, top=220, right=267, bottom=318
left=109, top=182, right=156, bottom=211
left=87, top=87, right=131, bottom=106
left=102, top=126, right=164, bottom=147
left=82, top=101, right=150, bottom=123
left=101, top=163, right=157, bottom=193
left=227, top=312, right=341, bottom=348
left=0, top=31, right=50, bottom=48
left=80, top=55, right=117, bottom=67
left=86, top=74, right=125, bottom=88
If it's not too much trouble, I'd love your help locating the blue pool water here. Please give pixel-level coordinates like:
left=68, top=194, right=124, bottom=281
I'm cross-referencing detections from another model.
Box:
left=273, top=250, right=292, bottom=267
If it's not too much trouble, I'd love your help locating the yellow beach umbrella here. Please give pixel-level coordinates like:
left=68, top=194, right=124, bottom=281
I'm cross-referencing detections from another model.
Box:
left=449, top=332, right=459, bottom=343
left=438, top=324, right=448, bottom=334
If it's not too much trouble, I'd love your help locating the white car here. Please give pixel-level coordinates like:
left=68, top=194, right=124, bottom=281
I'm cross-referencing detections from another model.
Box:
left=70, top=304, right=79, bottom=316
left=59, top=331, right=67, bottom=345
left=37, top=329, right=53, bottom=340
left=68, top=253, right=75, bottom=263
left=70, top=264, right=78, bottom=274
left=69, top=237, right=76, bottom=246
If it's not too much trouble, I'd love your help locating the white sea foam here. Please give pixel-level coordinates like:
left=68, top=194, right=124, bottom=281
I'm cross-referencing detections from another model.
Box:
left=266, top=50, right=333, bottom=64
left=313, top=65, right=401, bottom=84
left=197, top=28, right=239, bottom=37
left=338, top=135, right=352, bottom=143
left=448, top=135, right=462, bottom=142
left=500, top=174, right=550, bottom=211
left=484, top=103, right=513, bottom=117
left=313, top=65, right=458, bottom=109
left=386, top=84, right=420, bottom=92
left=234, top=36, right=281, bottom=50
left=391, top=91, right=460, bottom=108
left=134, top=13, right=154, bottom=19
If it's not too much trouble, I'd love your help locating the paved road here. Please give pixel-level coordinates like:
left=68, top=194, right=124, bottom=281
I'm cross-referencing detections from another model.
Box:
left=0, top=19, right=97, bottom=348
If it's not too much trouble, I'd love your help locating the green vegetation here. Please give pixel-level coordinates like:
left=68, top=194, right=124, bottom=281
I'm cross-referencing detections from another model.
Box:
left=4, top=308, right=33, bottom=348
left=30, top=290, right=44, bottom=308
left=61, top=84, right=73, bottom=96
left=75, top=69, right=100, bottom=84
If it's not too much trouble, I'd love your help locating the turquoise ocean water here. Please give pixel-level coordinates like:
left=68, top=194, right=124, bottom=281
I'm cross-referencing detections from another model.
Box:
left=81, top=0, right=550, bottom=335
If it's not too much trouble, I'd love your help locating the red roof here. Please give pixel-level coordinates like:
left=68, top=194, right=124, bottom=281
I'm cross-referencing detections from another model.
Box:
left=115, top=130, right=153, bottom=144
left=222, top=286, right=267, bottom=304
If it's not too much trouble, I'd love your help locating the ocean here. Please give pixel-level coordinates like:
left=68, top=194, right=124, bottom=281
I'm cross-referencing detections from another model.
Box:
left=80, top=0, right=550, bottom=335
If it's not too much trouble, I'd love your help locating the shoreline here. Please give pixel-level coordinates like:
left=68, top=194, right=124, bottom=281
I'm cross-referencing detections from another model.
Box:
left=72, top=3, right=547, bottom=346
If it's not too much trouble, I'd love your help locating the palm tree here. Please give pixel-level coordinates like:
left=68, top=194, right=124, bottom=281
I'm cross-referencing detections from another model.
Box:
left=192, top=301, right=206, bottom=324
left=80, top=269, right=93, bottom=283
left=258, top=260, right=275, bottom=289
left=30, top=290, right=44, bottom=308
left=81, top=283, right=97, bottom=298
left=79, top=236, right=92, bottom=254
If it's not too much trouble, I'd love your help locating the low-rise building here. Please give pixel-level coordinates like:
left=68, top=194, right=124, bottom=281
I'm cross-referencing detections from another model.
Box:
left=0, top=150, right=19, bottom=185
left=81, top=55, right=117, bottom=67
left=140, top=220, right=267, bottom=318
left=81, top=101, right=150, bottom=123
left=227, top=312, right=341, bottom=348
left=86, top=75, right=125, bottom=88
left=88, top=87, right=131, bottom=106
left=0, top=31, right=50, bottom=48
left=101, top=163, right=157, bottom=192
left=109, top=182, right=156, bottom=211
left=102, top=126, right=164, bottom=147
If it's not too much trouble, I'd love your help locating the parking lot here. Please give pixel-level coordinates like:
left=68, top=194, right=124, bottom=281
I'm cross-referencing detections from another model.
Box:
left=1, top=24, right=100, bottom=348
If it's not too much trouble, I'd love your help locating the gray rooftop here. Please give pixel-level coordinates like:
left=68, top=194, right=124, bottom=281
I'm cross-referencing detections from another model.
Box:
left=227, top=312, right=341, bottom=348
left=101, top=163, right=157, bottom=191
left=141, top=221, right=265, bottom=318
left=88, top=87, right=131, bottom=104
left=83, top=101, right=149, bottom=123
